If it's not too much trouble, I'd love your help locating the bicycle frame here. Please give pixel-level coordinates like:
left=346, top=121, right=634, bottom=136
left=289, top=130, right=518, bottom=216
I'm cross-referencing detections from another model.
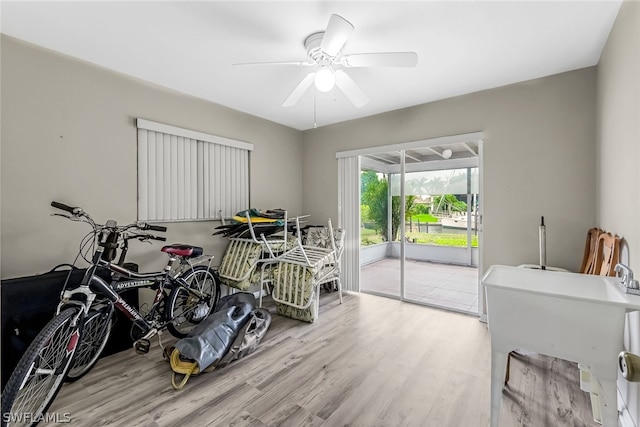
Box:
left=58, top=236, right=214, bottom=344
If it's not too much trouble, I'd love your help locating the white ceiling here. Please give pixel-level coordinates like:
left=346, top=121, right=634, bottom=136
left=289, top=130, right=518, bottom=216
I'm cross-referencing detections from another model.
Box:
left=1, top=1, right=621, bottom=131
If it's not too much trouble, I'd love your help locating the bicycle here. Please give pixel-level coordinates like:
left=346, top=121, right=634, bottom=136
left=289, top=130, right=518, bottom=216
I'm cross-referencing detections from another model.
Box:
left=66, top=223, right=170, bottom=382
left=1, top=202, right=221, bottom=427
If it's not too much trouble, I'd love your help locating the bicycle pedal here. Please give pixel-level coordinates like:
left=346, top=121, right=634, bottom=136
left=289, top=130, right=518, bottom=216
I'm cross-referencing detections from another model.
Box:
left=134, top=339, right=150, bottom=355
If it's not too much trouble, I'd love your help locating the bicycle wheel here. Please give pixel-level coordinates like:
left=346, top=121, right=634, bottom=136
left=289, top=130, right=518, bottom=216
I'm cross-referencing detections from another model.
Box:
left=65, top=303, right=113, bottom=382
left=166, top=266, right=219, bottom=338
left=1, top=307, right=82, bottom=427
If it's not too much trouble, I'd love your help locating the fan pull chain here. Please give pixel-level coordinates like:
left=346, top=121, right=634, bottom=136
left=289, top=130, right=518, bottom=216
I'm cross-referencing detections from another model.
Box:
left=313, top=89, right=317, bottom=128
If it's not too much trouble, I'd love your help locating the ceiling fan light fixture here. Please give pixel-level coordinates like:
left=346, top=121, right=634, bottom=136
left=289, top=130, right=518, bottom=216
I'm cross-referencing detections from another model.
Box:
left=314, top=66, right=335, bottom=92
left=262, top=14, right=416, bottom=108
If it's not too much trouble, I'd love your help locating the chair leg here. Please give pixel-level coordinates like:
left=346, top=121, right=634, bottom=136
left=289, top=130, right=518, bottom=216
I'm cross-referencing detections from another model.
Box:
left=259, top=281, right=264, bottom=308
left=504, top=352, right=512, bottom=385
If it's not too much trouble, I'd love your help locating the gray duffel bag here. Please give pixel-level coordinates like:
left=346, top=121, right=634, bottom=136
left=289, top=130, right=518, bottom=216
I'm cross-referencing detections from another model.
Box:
left=168, top=292, right=271, bottom=389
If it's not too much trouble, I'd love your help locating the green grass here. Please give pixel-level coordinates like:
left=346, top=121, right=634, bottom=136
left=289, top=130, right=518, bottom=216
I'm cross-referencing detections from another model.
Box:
left=409, top=213, right=438, bottom=223
left=361, top=228, right=478, bottom=248
left=361, top=228, right=384, bottom=246
left=406, top=232, right=478, bottom=247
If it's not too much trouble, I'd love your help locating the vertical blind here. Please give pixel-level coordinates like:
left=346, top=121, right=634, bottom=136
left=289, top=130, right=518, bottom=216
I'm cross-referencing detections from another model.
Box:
left=137, top=119, right=253, bottom=222
left=338, top=156, right=361, bottom=292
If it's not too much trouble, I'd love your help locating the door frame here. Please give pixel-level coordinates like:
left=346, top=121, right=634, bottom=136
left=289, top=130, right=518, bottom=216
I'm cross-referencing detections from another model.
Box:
left=337, top=131, right=485, bottom=317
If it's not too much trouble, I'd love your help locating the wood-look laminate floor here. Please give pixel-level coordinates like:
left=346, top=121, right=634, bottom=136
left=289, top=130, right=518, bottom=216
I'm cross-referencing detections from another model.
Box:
left=48, top=292, right=599, bottom=426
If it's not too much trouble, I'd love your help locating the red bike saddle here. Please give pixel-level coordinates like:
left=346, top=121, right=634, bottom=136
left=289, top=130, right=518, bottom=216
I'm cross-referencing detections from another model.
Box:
left=161, top=244, right=203, bottom=258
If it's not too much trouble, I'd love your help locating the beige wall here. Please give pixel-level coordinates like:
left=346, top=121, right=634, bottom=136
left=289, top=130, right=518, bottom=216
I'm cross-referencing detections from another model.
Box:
left=302, top=68, right=597, bottom=273
left=0, top=36, right=303, bottom=279
left=597, top=0, right=640, bottom=423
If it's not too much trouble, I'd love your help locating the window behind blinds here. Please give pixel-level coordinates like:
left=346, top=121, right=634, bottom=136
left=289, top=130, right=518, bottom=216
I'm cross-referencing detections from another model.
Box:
left=137, top=119, right=253, bottom=222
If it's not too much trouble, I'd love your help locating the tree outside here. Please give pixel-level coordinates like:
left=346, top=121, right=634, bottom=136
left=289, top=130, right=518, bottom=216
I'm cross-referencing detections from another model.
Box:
left=360, top=173, right=419, bottom=241
left=431, top=194, right=467, bottom=216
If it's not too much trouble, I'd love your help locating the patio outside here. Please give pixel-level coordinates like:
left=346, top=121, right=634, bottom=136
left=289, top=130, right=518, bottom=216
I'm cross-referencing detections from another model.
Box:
left=360, top=258, right=479, bottom=314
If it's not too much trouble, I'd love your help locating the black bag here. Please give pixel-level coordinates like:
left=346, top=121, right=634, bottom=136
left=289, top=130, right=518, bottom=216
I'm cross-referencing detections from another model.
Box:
left=168, top=292, right=271, bottom=389
left=216, top=307, right=271, bottom=368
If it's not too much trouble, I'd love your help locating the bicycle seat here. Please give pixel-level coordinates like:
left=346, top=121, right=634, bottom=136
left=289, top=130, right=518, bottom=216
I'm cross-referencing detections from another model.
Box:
left=161, top=244, right=203, bottom=258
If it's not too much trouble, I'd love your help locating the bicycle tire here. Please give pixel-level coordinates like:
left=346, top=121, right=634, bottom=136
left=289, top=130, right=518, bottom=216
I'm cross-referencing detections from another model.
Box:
left=166, top=266, right=219, bottom=338
left=65, top=303, right=113, bottom=382
left=1, top=307, right=82, bottom=427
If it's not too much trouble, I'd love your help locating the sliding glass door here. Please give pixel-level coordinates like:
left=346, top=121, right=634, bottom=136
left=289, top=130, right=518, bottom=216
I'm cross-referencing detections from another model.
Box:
left=360, top=150, right=402, bottom=298
left=359, top=145, right=480, bottom=313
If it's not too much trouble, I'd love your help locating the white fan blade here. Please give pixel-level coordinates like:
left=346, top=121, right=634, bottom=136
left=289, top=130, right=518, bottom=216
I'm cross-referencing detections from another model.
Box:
left=283, top=72, right=315, bottom=107
left=233, top=60, right=314, bottom=67
left=341, top=52, right=418, bottom=68
left=334, top=70, right=369, bottom=108
left=321, top=14, right=354, bottom=57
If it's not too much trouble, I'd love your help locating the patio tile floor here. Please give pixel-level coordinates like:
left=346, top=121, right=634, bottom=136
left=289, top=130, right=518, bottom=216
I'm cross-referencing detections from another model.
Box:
left=360, top=258, right=479, bottom=314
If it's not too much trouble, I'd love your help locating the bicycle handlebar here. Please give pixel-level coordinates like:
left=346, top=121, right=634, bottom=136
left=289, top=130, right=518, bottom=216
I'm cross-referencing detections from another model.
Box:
left=51, top=201, right=81, bottom=215
left=52, top=202, right=168, bottom=235
left=138, top=223, right=167, bottom=233
left=51, top=201, right=168, bottom=266
left=127, top=233, right=167, bottom=242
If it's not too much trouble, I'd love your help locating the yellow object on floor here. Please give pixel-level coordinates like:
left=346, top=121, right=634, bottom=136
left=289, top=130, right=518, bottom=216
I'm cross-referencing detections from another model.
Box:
left=168, top=347, right=215, bottom=390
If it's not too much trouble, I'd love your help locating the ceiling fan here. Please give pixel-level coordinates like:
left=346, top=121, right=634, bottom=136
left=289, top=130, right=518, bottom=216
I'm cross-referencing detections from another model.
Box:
left=235, top=14, right=418, bottom=108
